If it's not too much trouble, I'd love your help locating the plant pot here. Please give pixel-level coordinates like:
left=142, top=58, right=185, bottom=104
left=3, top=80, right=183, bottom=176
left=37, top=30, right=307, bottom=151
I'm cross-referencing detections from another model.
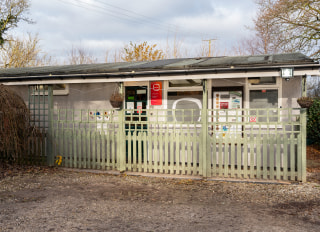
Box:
left=110, top=100, right=123, bottom=108
left=297, top=98, right=314, bottom=108
left=110, top=91, right=123, bottom=108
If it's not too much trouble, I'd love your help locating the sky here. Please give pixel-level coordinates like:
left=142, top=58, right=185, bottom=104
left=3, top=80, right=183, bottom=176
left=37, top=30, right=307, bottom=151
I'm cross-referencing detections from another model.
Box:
left=15, top=0, right=258, bottom=63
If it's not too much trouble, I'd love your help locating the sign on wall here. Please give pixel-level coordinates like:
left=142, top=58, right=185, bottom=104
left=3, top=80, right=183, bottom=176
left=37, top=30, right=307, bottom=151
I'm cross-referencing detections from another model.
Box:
left=213, top=90, right=243, bottom=137
left=151, top=81, right=162, bottom=105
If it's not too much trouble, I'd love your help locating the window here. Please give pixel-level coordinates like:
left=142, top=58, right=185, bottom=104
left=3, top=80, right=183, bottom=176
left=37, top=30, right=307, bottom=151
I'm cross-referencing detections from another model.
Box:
left=248, top=77, right=276, bottom=85
left=249, top=89, right=278, bottom=122
left=169, top=79, right=202, bottom=87
left=247, top=76, right=281, bottom=108
left=249, top=89, right=278, bottom=108
left=167, top=91, right=202, bottom=122
left=34, top=84, right=69, bottom=95
left=166, top=79, right=203, bottom=123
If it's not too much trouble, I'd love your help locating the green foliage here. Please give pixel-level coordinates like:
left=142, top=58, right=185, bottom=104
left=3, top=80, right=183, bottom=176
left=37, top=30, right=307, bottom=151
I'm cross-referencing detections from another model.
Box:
left=122, top=41, right=165, bottom=62
left=0, top=0, right=31, bottom=46
left=307, top=99, right=320, bottom=144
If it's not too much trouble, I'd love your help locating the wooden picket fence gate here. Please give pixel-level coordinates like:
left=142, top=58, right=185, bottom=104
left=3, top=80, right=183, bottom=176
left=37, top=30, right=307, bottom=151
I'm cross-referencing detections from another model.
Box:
left=50, top=108, right=307, bottom=182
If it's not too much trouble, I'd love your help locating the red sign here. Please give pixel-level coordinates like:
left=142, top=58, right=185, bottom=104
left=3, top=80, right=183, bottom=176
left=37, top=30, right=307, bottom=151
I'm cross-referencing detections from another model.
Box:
left=151, top=81, right=162, bottom=105
left=250, top=117, right=257, bottom=122
left=137, top=102, right=142, bottom=113
left=220, top=102, right=229, bottom=109
left=137, top=106, right=142, bottom=113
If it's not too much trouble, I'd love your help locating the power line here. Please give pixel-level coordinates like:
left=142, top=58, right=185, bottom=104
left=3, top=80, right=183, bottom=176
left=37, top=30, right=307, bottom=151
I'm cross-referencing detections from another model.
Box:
left=58, top=0, right=178, bottom=34
left=57, top=0, right=216, bottom=39
left=93, top=0, right=179, bottom=31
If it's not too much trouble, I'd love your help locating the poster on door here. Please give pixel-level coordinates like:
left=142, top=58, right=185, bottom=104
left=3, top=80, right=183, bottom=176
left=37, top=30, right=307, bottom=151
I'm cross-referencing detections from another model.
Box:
left=213, top=91, right=242, bottom=137
left=137, top=102, right=143, bottom=113
left=126, top=102, right=134, bottom=114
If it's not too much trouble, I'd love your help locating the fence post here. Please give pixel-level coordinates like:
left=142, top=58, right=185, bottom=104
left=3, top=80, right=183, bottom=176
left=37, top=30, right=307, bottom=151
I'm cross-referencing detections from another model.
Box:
left=202, top=79, right=209, bottom=177
left=300, top=108, right=307, bottom=182
left=46, top=85, right=54, bottom=166
left=118, top=109, right=126, bottom=172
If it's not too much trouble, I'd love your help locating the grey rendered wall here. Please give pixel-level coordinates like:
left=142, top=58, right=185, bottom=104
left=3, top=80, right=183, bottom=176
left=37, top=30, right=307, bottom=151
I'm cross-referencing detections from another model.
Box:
left=53, top=83, right=118, bottom=109
left=282, top=76, right=301, bottom=108
left=8, top=77, right=301, bottom=110
left=9, top=85, right=29, bottom=102
left=8, top=83, right=119, bottom=110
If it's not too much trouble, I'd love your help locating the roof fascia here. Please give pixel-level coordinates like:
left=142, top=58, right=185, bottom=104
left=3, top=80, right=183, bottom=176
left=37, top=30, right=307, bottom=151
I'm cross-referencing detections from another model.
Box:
left=1, top=63, right=319, bottom=85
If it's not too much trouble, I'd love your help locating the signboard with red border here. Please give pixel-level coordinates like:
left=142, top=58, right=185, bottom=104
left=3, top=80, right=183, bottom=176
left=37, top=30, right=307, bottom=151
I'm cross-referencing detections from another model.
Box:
left=220, top=102, right=229, bottom=109
left=151, top=81, right=162, bottom=105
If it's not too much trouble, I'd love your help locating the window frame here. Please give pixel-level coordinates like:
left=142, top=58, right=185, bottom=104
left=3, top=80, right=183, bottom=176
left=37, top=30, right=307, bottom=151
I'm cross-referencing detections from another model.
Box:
left=32, top=84, right=69, bottom=96
left=164, top=80, right=203, bottom=126
left=246, top=76, right=283, bottom=128
left=246, top=76, right=282, bottom=109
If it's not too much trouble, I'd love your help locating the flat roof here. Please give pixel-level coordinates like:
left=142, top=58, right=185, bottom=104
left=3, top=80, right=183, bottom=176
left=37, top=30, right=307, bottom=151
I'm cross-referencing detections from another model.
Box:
left=0, top=53, right=317, bottom=80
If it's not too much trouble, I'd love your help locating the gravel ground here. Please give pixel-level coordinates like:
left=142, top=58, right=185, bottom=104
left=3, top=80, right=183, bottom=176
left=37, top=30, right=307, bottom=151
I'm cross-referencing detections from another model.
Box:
left=0, top=167, right=320, bottom=232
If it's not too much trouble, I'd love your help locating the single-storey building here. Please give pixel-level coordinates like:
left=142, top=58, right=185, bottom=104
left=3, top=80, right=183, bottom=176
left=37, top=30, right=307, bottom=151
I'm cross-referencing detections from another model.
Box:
left=1, top=52, right=319, bottom=181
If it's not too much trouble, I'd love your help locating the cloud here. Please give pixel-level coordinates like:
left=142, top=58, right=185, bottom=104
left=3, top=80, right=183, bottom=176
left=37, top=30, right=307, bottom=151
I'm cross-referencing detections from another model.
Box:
left=16, top=0, right=257, bottom=63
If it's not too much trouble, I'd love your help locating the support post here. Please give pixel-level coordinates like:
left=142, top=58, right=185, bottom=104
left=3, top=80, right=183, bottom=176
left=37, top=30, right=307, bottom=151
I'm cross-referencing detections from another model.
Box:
left=302, top=75, right=307, bottom=97
left=47, top=85, right=54, bottom=166
left=202, top=79, right=209, bottom=177
left=118, top=109, right=126, bottom=172
left=301, top=108, right=307, bottom=182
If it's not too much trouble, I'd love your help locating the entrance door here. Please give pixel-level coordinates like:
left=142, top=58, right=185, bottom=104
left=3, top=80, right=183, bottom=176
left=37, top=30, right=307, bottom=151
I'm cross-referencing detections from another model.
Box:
left=125, top=86, right=148, bottom=130
left=125, top=86, right=148, bottom=162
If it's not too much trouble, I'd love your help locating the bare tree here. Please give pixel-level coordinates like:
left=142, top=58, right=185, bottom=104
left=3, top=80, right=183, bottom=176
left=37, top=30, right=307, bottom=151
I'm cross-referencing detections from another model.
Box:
left=307, top=76, right=320, bottom=98
left=248, top=0, right=320, bottom=57
left=232, top=36, right=270, bottom=56
left=0, top=0, right=32, bottom=46
left=67, top=45, right=97, bottom=65
left=0, top=33, right=50, bottom=68
left=164, top=33, right=189, bottom=59
left=105, top=49, right=122, bottom=63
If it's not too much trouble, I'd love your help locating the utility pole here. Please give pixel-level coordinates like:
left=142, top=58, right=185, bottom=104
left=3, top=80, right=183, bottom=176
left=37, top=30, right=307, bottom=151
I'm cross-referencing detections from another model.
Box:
left=202, top=39, right=217, bottom=57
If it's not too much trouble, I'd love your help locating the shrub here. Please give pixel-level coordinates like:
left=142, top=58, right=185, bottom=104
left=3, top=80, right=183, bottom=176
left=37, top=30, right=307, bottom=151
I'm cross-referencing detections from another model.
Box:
left=307, top=98, right=320, bottom=145
left=0, top=85, right=42, bottom=163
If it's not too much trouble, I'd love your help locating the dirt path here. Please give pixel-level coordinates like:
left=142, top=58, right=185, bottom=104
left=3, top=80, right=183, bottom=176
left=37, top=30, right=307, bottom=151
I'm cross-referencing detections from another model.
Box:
left=0, top=168, right=320, bottom=232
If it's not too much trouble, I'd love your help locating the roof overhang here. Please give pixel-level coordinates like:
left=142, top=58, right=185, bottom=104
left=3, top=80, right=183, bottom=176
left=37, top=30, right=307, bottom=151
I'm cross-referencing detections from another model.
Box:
left=1, top=63, right=319, bottom=86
